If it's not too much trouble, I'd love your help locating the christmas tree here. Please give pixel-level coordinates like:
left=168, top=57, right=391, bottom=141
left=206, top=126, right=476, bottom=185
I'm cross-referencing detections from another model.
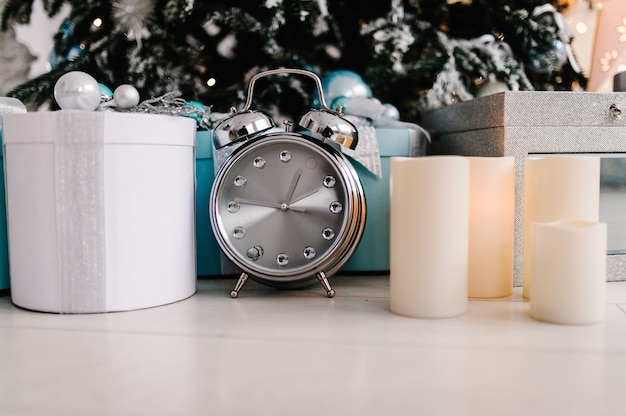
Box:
left=1, top=0, right=585, bottom=122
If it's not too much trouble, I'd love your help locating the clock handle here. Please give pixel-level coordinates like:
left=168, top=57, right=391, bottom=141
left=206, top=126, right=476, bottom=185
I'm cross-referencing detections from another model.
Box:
left=242, top=68, right=332, bottom=112
left=242, top=68, right=359, bottom=151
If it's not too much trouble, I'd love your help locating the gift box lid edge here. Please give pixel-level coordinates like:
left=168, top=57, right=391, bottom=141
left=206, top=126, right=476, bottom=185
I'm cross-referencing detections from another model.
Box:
left=3, top=111, right=196, bottom=147
left=420, top=92, right=506, bottom=134
left=420, top=91, right=626, bottom=133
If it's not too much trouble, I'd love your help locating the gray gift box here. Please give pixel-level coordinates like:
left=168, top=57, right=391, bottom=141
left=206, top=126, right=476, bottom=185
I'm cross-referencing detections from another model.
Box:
left=421, top=91, right=626, bottom=286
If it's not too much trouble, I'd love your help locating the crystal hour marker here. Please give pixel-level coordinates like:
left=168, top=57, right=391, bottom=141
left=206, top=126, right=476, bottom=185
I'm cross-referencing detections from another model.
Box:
left=323, top=175, right=336, bottom=188
left=303, top=246, right=316, bottom=259
left=329, top=201, right=343, bottom=214
left=228, top=201, right=240, bottom=213
left=322, top=228, right=335, bottom=240
left=280, top=150, right=292, bottom=162
left=233, top=226, right=246, bottom=239
left=234, top=175, right=247, bottom=187
left=253, top=157, right=266, bottom=168
left=276, top=253, right=289, bottom=266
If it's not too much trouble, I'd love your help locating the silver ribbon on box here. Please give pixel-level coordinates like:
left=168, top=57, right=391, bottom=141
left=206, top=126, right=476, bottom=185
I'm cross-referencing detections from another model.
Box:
left=340, top=97, right=431, bottom=178
left=55, top=112, right=107, bottom=313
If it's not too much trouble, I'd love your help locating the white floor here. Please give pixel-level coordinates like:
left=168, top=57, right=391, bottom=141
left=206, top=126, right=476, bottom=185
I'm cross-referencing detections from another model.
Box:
left=1, top=274, right=625, bottom=416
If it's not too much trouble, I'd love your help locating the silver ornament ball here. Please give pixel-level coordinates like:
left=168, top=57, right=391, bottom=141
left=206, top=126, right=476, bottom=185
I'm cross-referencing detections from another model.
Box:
left=113, top=84, right=140, bottom=109
left=54, top=71, right=101, bottom=111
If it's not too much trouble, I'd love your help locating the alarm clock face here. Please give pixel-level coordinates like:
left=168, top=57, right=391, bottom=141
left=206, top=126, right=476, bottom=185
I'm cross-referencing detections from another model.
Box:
left=210, top=132, right=365, bottom=286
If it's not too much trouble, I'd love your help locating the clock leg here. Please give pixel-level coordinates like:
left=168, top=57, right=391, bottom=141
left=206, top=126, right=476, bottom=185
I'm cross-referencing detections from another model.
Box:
left=316, top=271, right=336, bottom=298
left=230, top=272, right=249, bottom=298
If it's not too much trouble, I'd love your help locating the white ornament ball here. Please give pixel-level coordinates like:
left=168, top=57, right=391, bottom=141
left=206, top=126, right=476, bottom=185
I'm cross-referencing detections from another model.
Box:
left=113, top=84, right=140, bottom=109
left=54, top=71, right=102, bottom=110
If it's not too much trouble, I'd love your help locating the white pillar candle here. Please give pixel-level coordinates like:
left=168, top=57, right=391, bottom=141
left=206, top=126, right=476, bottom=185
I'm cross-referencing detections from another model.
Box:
left=530, top=220, right=607, bottom=325
left=389, top=156, right=469, bottom=318
left=468, top=157, right=515, bottom=298
left=523, top=156, right=600, bottom=299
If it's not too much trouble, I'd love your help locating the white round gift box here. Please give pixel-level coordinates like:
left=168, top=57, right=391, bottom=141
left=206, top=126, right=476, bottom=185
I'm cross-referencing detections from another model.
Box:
left=3, top=111, right=197, bottom=313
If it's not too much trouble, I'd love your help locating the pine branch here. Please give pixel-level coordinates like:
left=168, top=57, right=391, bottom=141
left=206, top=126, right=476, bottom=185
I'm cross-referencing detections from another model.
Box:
left=42, top=0, right=67, bottom=18
left=1, top=0, right=587, bottom=119
left=1, top=0, right=34, bottom=30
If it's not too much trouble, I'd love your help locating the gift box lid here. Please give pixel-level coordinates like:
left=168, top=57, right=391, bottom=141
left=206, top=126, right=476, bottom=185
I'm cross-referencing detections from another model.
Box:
left=420, top=91, right=626, bottom=134
left=3, top=110, right=196, bottom=147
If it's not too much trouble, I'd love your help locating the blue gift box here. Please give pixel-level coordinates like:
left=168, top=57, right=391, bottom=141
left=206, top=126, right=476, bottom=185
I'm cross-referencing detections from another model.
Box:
left=341, top=128, right=423, bottom=272
left=196, top=130, right=222, bottom=276
left=194, top=127, right=425, bottom=276
left=0, top=128, right=8, bottom=290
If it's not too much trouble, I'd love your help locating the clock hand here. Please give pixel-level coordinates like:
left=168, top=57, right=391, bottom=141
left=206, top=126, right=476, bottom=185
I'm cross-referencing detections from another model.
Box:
left=234, top=198, right=281, bottom=209
left=288, top=188, right=320, bottom=205
left=233, top=197, right=307, bottom=212
left=283, top=169, right=302, bottom=205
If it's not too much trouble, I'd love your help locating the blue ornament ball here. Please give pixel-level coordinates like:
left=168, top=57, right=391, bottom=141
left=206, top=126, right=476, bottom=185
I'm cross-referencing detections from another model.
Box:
left=47, top=20, right=82, bottom=71
left=66, top=44, right=85, bottom=61
left=182, top=100, right=208, bottom=123
left=330, top=96, right=352, bottom=112
left=99, top=83, right=113, bottom=102
left=382, top=103, right=401, bottom=121
left=313, top=70, right=372, bottom=109
left=58, top=19, right=73, bottom=40
left=47, top=44, right=85, bottom=71
left=47, top=49, right=61, bottom=71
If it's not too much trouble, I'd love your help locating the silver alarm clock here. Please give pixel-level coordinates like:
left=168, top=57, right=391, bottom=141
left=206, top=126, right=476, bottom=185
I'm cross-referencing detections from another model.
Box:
left=209, top=68, right=366, bottom=298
